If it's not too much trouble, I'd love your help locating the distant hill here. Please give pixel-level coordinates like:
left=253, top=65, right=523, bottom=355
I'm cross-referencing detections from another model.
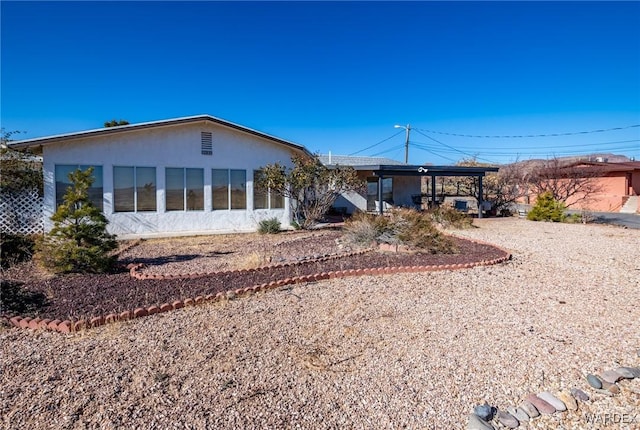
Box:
left=507, top=153, right=631, bottom=169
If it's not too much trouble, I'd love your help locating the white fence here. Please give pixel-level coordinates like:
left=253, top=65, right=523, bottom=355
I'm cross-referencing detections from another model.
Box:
left=0, top=190, right=43, bottom=235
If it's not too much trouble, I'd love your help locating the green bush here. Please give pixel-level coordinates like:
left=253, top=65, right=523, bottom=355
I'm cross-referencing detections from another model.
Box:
left=36, top=167, right=117, bottom=273
left=343, top=208, right=456, bottom=253
left=0, top=232, right=36, bottom=269
left=258, top=217, right=281, bottom=234
left=527, top=192, right=566, bottom=222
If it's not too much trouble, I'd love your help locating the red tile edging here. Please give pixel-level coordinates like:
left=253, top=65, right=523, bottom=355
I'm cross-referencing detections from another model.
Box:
left=2, top=239, right=511, bottom=334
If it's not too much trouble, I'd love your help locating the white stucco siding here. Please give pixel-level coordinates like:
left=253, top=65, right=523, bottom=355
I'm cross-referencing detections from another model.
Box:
left=42, top=122, right=299, bottom=238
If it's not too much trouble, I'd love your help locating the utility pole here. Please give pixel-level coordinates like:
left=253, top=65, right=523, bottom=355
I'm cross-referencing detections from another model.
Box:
left=394, top=124, right=411, bottom=164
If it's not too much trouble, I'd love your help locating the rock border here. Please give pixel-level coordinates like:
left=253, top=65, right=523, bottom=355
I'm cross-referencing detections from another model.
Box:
left=467, top=366, right=640, bottom=429
left=1, top=238, right=512, bottom=334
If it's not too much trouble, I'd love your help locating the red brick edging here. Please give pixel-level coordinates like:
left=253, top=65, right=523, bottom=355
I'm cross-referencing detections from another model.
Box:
left=2, top=239, right=511, bottom=334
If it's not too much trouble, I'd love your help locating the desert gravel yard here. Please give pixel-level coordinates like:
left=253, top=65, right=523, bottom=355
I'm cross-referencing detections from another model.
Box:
left=1, top=218, right=639, bottom=429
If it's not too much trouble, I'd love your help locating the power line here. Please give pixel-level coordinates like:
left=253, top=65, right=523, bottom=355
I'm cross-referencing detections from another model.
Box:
left=349, top=130, right=405, bottom=156
left=413, top=129, right=497, bottom=164
left=429, top=138, right=640, bottom=151
left=411, top=144, right=459, bottom=163
left=414, top=124, right=640, bottom=139
left=370, top=143, right=406, bottom=157
left=411, top=140, right=640, bottom=157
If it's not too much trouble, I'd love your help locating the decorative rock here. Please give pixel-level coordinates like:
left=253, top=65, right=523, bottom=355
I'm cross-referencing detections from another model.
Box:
left=119, top=311, right=131, bottom=321
left=586, top=374, right=603, bottom=389
left=525, top=394, right=556, bottom=414
left=147, top=305, right=160, bottom=315
left=159, top=303, right=173, bottom=312
left=58, top=321, right=72, bottom=333
left=601, top=370, right=622, bottom=384
left=601, top=381, right=620, bottom=394
left=593, top=388, right=614, bottom=397
left=507, top=407, right=530, bottom=422
left=571, top=388, right=590, bottom=402
left=473, top=403, right=495, bottom=421
left=172, top=300, right=184, bottom=309
left=496, top=410, right=519, bottom=428
left=538, top=391, right=566, bottom=411
left=19, top=318, right=32, bottom=329
left=519, top=401, right=539, bottom=418
left=39, top=319, right=52, bottom=329
left=467, top=413, right=495, bottom=430
left=557, top=391, right=578, bottom=411
left=225, top=291, right=236, bottom=300
left=614, top=367, right=638, bottom=379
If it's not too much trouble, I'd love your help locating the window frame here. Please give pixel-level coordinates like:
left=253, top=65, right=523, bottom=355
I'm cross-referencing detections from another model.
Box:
left=165, top=167, right=204, bottom=212
left=113, top=166, right=157, bottom=213
left=54, top=164, right=104, bottom=211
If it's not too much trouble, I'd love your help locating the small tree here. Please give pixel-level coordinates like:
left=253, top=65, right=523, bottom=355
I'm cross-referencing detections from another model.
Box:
left=527, top=191, right=566, bottom=222
left=36, top=167, right=117, bottom=273
left=525, top=158, right=604, bottom=207
left=256, top=154, right=364, bottom=229
left=1, top=128, right=43, bottom=195
left=104, top=119, right=130, bottom=127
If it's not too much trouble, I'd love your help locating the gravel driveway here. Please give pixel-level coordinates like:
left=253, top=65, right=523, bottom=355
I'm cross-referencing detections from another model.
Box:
left=1, top=218, right=639, bottom=429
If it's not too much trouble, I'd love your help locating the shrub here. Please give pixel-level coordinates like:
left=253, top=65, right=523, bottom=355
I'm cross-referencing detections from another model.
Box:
left=0, top=232, right=36, bottom=269
left=342, top=208, right=456, bottom=253
left=258, top=217, right=281, bottom=234
left=36, top=167, right=117, bottom=273
left=527, top=192, right=566, bottom=222
left=427, top=205, right=473, bottom=229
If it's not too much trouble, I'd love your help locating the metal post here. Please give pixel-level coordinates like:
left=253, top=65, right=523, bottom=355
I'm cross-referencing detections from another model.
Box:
left=378, top=175, right=384, bottom=215
left=430, top=175, right=436, bottom=208
left=478, top=175, right=484, bottom=219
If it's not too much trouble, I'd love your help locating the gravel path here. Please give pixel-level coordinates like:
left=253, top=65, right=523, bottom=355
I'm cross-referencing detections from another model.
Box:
left=2, top=218, right=639, bottom=429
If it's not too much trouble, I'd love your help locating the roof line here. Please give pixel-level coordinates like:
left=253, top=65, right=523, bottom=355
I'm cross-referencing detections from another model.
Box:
left=8, top=114, right=310, bottom=155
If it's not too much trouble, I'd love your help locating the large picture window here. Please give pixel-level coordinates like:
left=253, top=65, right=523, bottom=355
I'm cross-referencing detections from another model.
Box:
left=212, top=169, right=246, bottom=210
left=113, top=166, right=156, bottom=212
left=253, top=170, right=284, bottom=209
left=55, top=165, right=103, bottom=210
left=166, top=168, right=204, bottom=211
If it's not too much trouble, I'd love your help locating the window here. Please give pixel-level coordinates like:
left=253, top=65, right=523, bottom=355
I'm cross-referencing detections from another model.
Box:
left=212, top=169, right=246, bottom=210
left=253, top=170, right=284, bottom=209
left=166, top=168, right=204, bottom=211
left=113, top=166, right=156, bottom=212
left=366, top=177, right=393, bottom=211
left=55, top=165, right=103, bottom=210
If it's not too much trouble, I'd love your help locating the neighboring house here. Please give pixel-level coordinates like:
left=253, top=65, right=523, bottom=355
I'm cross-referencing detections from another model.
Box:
left=9, top=115, right=311, bottom=238
left=319, top=155, right=421, bottom=213
left=524, top=161, right=640, bottom=213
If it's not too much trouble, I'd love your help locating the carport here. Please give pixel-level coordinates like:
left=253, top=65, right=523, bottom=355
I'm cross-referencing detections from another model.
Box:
left=370, top=165, right=500, bottom=218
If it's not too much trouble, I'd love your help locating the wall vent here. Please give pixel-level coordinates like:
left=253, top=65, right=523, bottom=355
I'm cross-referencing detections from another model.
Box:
left=201, top=132, right=213, bottom=155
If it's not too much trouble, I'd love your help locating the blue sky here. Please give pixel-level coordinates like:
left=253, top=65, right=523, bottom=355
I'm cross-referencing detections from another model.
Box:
left=2, top=1, right=639, bottom=165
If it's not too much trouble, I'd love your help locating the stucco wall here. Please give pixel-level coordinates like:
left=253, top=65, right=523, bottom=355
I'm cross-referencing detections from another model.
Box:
left=524, top=174, right=632, bottom=212
left=43, top=121, right=300, bottom=238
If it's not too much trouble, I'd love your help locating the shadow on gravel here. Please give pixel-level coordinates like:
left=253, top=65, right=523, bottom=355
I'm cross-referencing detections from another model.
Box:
left=1, top=280, right=49, bottom=315
left=120, top=251, right=236, bottom=267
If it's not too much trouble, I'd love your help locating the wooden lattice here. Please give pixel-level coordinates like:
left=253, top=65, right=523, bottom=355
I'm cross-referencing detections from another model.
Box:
left=0, top=190, right=44, bottom=235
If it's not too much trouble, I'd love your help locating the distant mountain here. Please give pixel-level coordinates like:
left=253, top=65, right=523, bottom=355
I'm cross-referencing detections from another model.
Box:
left=507, top=153, right=631, bottom=169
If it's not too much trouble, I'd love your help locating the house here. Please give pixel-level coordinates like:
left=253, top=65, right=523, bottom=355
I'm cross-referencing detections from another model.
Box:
left=523, top=161, right=640, bottom=213
left=8, top=115, right=311, bottom=238
left=319, top=155, right=421, bottom=213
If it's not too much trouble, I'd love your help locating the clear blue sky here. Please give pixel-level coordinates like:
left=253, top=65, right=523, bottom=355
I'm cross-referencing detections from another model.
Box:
left=2, top=1, right=639, bottom=165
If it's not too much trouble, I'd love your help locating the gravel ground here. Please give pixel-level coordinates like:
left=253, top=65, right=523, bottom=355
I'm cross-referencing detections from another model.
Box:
left=1, top=218, right=639, bottom=429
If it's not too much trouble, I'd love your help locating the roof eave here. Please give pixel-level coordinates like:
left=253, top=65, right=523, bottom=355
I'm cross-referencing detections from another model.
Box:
left=8, top=114, right=311, bottom=156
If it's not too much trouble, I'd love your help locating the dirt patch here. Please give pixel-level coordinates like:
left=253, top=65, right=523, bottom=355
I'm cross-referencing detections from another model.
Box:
left=1, top=230, right=506, bottom=321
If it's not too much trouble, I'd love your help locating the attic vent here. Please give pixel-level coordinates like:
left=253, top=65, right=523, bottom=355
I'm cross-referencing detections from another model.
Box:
left=201, top=132, right=213, bottom=155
